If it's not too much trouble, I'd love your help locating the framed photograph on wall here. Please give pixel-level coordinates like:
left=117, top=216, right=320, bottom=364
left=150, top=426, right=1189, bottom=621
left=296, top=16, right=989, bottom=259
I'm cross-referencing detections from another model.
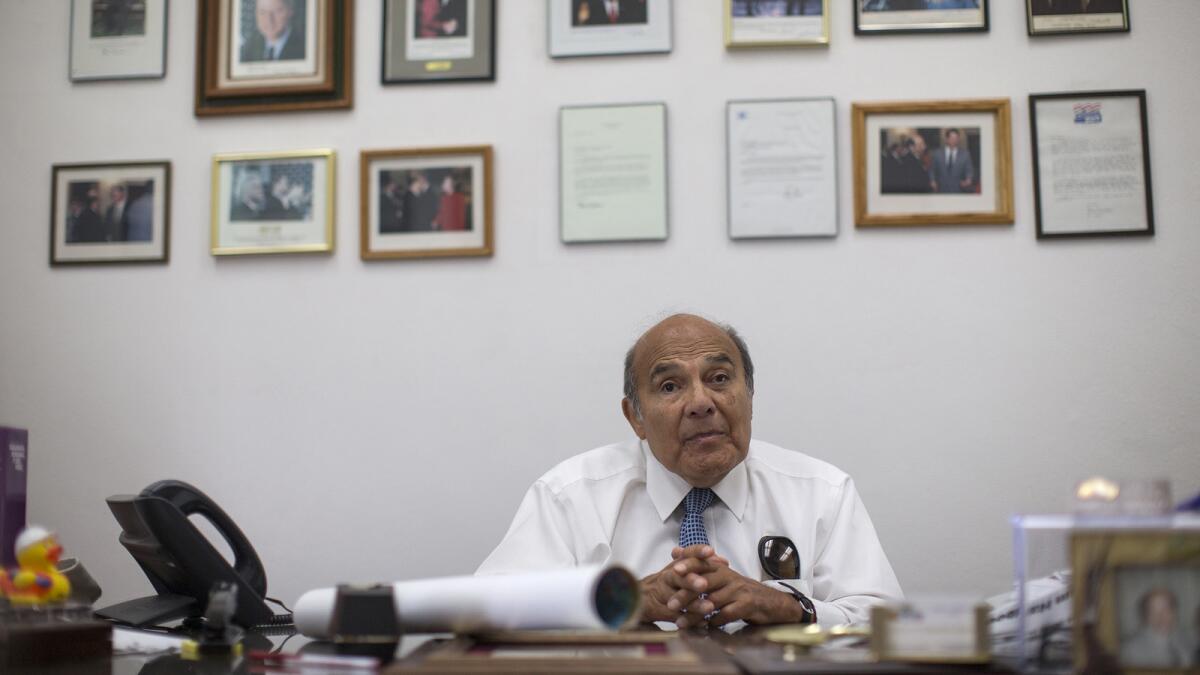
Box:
left=726, top=98, right=838, bottom=238
left=851, top=98, right=1013, bottom=226
left=1071, top=530, right=1200, bottom=674
left=51, top=161, right=171, bottom=265
left=194, top=0, right=354, bottom=116
left=1027, top=0, right=1129, bottom=36
left=548, top=0, right=671, bottom=58
left=1030, top=90, right=1152, bottom=239
left=854, top=0, right=988, bottom=35
left=725, top=0, right=828, bottom=48
left=360, top=146, right=493, bottom=259
left=70, top=0, right=168, bottom=81
left=211, top=149, right=335, bottom=255
left=383, top=0, right=495, bottom=83
left=559, top=102, right=668, bottom=243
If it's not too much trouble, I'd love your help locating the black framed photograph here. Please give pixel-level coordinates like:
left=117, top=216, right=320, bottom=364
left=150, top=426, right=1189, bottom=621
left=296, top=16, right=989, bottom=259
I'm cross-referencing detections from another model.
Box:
left=725, top=0, right=829, bottom=48
left=1030, top=90, right=1153, bottom=239
left=360, top=146, right=494, bottom=259
left=852, top=98, right=1014, bottom=227
left=382, top=0, right=495, bottom=83
left=50, top=161, right=170, bottom=265
left=195, top=0, right=354, bottom=116
left=211, top=150, right=335, bottom=255
left=548, top=0, right=671, bottom=58
left=855, top=0, right=988, bottom=35
left=1027, top=0, right=1129, bottom=36
left=70, top=0, right=168, bottom=81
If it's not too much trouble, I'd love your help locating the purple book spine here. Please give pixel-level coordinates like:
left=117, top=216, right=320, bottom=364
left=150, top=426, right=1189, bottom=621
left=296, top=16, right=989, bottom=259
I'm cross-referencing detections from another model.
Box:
left=0, top=427, right=28, bottom=567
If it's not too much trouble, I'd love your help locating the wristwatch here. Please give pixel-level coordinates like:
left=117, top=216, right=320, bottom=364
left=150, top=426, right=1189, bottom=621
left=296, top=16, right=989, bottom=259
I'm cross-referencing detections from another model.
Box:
left=778, top=582, right=817, bottom=625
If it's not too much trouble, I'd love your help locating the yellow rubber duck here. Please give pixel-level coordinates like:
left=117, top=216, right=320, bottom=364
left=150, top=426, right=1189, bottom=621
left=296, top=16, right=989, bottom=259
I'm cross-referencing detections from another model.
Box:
left=0, top=525, right=71, bottom=605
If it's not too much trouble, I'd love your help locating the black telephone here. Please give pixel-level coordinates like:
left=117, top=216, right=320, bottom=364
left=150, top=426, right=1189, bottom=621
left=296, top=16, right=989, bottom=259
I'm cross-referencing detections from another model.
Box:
left=95, top=480, right=283, bottom=629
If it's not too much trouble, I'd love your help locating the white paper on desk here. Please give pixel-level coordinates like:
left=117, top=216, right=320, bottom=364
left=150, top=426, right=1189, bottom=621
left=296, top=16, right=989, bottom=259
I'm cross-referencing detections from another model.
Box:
left=112, top=626, right=185, bottom=654
left=294, top=565, right=638, bottom=638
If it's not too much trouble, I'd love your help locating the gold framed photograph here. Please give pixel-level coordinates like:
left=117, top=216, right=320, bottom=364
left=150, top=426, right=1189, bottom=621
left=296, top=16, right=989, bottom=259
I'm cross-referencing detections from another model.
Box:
left=724, top=0, right=829, bottom=48
left=359, top=146, right=493, bottom=260
left=50, top=161, right=171, bottom=265
left=851, top=98, right=1013, bottom=227
left=211, top=149, right=335, bottom=255
left=1071, top=530, right=1200, bottom=674
left=195, top=0, right=353, bottom=116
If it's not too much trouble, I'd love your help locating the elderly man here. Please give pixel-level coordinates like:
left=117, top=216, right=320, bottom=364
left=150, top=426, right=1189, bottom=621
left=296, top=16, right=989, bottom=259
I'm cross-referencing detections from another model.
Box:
left=477, top=314, right=902, bottom=628
left=241, top=0, right=304, bottom=63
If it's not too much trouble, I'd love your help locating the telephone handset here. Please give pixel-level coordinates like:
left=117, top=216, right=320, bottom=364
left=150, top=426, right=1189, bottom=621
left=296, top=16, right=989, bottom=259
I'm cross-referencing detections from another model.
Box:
left=95, top=480, right=280, bottom=629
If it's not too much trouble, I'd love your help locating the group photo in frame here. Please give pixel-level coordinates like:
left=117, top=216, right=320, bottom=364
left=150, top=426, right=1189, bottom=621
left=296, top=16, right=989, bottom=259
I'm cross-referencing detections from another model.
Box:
left=726, top=97, right=838, bottom=239
left=559, top=102, right=669, bottom=244
left=70, top=0, right=168, bottom=81
left=195, top=0, right=353, bottom=116
left=359, top=145, right=493, bottom=260
left=211, top=149, right=335, bottom=255
left=852, top=98, right=1013, bottom=226
left=724, top=0, right=828, bottom=48
left=548, top=0, right=672, bottom=58
left=1030, top=89, right=1153, bottom=239
left=855, top=0, right=988, bottom=35
left=1027, top=0, right=1129, bottom=36
left=50, top=161, right=171, bottom=266
left=1071, top=531, right=1200, bottom=673
left=382, top=0, right=495, bottom=83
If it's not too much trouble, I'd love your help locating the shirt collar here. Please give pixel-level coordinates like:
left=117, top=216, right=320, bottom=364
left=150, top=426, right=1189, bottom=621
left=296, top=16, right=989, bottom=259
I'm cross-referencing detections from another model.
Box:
left=642, top=440, right=749, bottom=523
left=266, top=27, right=292, bottom=52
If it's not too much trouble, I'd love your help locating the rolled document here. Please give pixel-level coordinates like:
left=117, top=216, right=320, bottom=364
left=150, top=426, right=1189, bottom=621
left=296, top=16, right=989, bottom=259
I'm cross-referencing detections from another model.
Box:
left=294, top=565, right=640, bottom=638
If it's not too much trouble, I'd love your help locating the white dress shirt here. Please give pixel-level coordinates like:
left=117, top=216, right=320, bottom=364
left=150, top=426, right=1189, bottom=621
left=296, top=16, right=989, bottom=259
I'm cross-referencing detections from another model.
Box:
left=477, top=438, right=903, bottom=626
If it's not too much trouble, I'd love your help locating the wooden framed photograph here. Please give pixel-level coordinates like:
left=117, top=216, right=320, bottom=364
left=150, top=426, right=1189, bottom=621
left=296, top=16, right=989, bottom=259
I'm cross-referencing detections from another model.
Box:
left=360, top=146, right=493, bottom=260
left=383, top=0, right=495, bottom=83
left=194, top=0, right=353, bottom=116
left=855, top=0, right=988, bottom=35
left=211, top=149, right=334, bottom=255
left=1031, top=90, right=1153, bottom=239
left=70, top=0, right=168, bottom=81
left=548, top=0, right=672, bottom=58
left=851, top=98, right=1013, bottom=227
left=1027, top=0, right=1129, bottom=36
left=1071, top=530, right=1200, bottom=674
left=559, top=102, right=668, bottom=244
left=727, top=98, right=838, bottom=238
left=51, top=161, right=170, bottom=265
left=725, top=0, right=828, bottom=48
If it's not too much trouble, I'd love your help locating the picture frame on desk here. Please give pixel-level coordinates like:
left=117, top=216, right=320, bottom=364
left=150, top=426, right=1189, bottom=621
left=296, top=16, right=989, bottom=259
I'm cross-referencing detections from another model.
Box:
left=851, top=98, right=1014, bottom=227
left=1030, top=90, right=1153, bottom=239
left=194, top=0, right=354, bottom=116
left=70, top=0, right=168, bottom=81
left=724, top=0, right=829, bottom=48
left=548, top=0, right=672, bottom=58
left=50, top=161, right=171, bottom=266
left=211, top=149, right=335, bottom=256
left=1027, top=0, right=1129, bottom=36
left=1071, top=530, right=1200, bottom=674
left=854, top=0, right=988, bottom=35
left=382, top=0, right=495, bottom=83
left=359, top=145, right=494, bottom=260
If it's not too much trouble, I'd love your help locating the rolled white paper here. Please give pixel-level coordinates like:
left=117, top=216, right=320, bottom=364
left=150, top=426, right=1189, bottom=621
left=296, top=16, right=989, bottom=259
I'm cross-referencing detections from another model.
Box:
left=294, top=565, right=640, bottom=638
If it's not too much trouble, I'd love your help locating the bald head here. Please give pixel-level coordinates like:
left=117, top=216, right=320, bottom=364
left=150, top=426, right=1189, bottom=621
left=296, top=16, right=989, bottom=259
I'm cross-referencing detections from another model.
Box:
left=623, top=314, right=754, bottom=415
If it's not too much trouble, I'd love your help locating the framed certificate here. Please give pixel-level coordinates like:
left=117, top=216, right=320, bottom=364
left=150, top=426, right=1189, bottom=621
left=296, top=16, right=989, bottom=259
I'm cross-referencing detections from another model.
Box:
left=69, top=0, right=168, bottom=81
left=211, top=149, right=335, bottom=255
left=383, top=0, right=495, bottom=83
left=1030, top=90, right=1153, bottom=239
left=548, top=0, right=672, bottom=58
left=559, top=103, right=668, bottom=244
left=1026, top=0, right=1129, bottom=36
left=855, top=0, right=988, bottom=35
left=851, top=98, right=1014, bottom=227
left=725, top=0, right=829, bottom=47
left=50, top=161, right=171, bottom=265
left=726, top=98, right=838, bottom=238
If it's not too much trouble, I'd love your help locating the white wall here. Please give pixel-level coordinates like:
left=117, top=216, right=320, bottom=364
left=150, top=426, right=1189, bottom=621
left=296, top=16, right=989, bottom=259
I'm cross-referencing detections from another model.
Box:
left=2, top=1, right=1199, bottom=611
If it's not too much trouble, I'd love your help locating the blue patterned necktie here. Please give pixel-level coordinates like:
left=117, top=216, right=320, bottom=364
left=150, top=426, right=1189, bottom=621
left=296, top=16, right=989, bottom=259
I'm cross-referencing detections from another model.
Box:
left=679, top=488, right=715, bottom=548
